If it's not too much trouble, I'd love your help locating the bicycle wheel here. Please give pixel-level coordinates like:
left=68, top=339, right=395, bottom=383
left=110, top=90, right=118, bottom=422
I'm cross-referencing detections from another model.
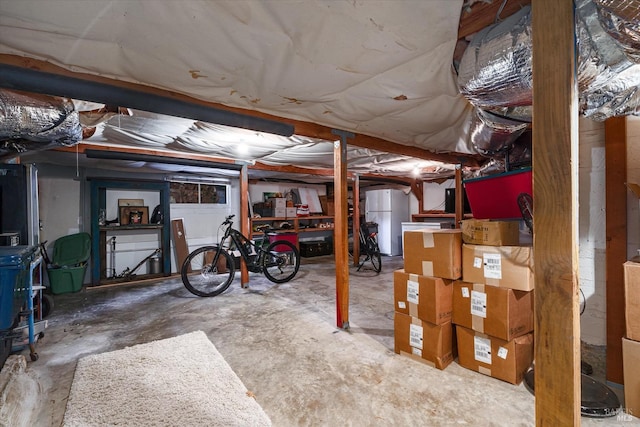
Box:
left=370, top=249, right=382, bottom=273
left=181, top=246, right=235, bottom=297
left=262, top=240, right=300, bottom=283
left=367, top=237, right=382, bottom=273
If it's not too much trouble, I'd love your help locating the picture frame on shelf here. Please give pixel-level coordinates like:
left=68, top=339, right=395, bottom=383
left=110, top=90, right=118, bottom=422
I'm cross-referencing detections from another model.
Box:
left=119, top=206, right=149, bottom=225
left=118, top=198, right=145, bottom=207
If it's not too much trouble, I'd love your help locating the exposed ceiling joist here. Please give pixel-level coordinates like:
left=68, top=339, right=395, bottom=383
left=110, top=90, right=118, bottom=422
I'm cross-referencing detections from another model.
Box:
left=458, top=0, right=531, bottom=39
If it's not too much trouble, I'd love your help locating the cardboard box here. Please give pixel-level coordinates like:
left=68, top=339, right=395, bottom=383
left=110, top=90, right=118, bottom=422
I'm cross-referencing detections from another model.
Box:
left=452, top=281, right=534, bottom=341
left=623, top=337, right=640, bottom=416
left=624, top=261, right=640, bottom=341
left=273, top=207, right=287, bottom=218
left=285, top=207, right=298, bottom=218
left=403, top=229, right=462, bottom=280
left=268, top=197, right=286, bottom=209
left=456, top=325, right=534, bottom=385
left=460, top=219, right=520, bottom=246
left=393, top=269, right=453, bottom=325
left=394, top=313, right=455, bottom=370
left=462, top=244, right=534, bottom=291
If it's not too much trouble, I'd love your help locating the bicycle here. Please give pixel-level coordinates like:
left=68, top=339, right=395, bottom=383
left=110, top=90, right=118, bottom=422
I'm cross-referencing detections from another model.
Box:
left=355, top=221, right=382, bottom=273
left=181, top=214, right=301, bottom=297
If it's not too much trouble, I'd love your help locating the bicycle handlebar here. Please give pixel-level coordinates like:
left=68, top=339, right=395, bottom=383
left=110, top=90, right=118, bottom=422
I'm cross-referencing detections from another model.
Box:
left=223, top=214, right=235, bottom=225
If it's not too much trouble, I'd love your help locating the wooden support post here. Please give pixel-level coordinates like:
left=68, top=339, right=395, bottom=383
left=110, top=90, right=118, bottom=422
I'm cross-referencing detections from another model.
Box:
left=605, top=116, right=627, bottom=385
left=532, top=1, right=580, bottom=424
left=455, top=165, right=463, bottom=227
left=240, top=164, right=250, bottom=287
left=410, top=180, right=423, bottom=214
left=353, top=174, right=361, bottom=267
left=332, top=129, right=352, bottom=329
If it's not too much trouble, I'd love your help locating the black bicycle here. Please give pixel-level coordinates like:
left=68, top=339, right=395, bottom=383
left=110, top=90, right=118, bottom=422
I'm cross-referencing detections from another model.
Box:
left=181, top=214, right=301, bottom=297
left=356, top=221, right=382, bottom=273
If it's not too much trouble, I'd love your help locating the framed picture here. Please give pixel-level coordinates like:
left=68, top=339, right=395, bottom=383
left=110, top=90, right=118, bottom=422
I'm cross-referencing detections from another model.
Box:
left=119, top=206, right=149, bottom=225
left=118, top=198, right=145, bottom=207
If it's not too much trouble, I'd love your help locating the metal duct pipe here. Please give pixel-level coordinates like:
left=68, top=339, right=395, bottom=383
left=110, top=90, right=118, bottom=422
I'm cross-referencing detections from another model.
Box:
left=595, top=0, right=640, bottom=63
left=0, top=89, right=82, bottom=157
left=0, top=63, right=295, bottom=138
left=469, top=109, right=528, bottom=156
left=458, top=1, right=640, bottom=125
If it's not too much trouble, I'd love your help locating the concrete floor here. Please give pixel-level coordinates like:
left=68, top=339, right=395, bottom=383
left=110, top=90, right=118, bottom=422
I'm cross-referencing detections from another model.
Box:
left=1, top=255, right=637, bottom=426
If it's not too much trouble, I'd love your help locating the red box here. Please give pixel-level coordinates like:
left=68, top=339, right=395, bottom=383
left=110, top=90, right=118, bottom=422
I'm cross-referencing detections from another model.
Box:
left=268, top=232, right=298, bottom=251
left=463, top=168, right=532, bottom=220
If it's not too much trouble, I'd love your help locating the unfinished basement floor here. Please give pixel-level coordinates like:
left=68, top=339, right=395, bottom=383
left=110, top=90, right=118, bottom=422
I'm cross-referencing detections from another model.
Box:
left=1, top=255, right=636, bottom=426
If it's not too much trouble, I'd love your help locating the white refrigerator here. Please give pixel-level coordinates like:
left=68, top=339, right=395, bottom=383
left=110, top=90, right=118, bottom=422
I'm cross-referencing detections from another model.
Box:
left=365, top=189, right=409, bottom=256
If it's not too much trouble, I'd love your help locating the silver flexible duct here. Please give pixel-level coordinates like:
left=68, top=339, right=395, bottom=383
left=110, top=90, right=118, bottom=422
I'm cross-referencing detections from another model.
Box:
left=595, top=0, right=640, bottom=63
left=0, top=89, right=82, bottom=157
left=458, top=0, right=640, bottom=155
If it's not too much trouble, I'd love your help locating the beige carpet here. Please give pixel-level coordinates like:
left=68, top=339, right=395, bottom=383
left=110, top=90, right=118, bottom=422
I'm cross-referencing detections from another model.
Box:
left=62, top=331, right=271, bottom=426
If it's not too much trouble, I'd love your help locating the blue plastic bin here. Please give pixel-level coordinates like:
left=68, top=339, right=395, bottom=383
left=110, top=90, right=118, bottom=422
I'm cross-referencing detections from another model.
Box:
left=0, top=245, right=37, bottom=331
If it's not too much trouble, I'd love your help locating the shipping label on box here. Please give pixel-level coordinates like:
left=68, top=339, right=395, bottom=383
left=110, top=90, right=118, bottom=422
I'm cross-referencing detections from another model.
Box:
left=456, top=325, right=534, bottom=385
left=624, top=261, right=640, bottom=341
left=462, top=244, right=534, bottom=291
left=403, top=229, right=462, bottom=280
left=460, top=219, right=520, bottom=246
left=394, top=312, right=454, bottom=370
left=393, top=269, right=453, bottom=325
left=452, top=281, right=534, bottom=341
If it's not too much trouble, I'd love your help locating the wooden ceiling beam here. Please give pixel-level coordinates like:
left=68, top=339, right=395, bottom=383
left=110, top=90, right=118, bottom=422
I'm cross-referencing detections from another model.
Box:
left=0, top=54, right=481, bottom=169
left=458, top=0, right=531, bottom=40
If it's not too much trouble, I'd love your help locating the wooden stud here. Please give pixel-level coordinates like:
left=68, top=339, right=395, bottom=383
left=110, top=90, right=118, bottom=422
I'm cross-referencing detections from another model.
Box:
left=240, top=165, right=249, bottom=287
left=353, top=174, right=361, bottom=267
left=332, top=130, right=351, bottom=329
left=532, top=1, right=580, bottom=424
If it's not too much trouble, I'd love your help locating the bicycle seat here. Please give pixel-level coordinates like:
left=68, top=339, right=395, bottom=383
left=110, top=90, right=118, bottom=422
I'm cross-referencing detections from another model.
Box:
left=256, top=224, right=271, bottom=232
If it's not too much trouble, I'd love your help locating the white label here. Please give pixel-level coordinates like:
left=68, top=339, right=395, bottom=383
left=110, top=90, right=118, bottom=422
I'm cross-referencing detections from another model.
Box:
left=407, top=280, right=419, bottom=304
left=473, top=257, right=482, bottom=268
left=474, top=336, right=492, bottom=364
left=497, top=347, right=508, bottom=359
left=461, top=287, right=470, bottom=298
left=409, top=324, right=423, bottom=349
left=483, top=253, right=502, bottom=279
left=397, top=301, right=406, bottom=309
left=470, top=291, right=487, bottom=318
left=411, top=347, right=422, bottom=357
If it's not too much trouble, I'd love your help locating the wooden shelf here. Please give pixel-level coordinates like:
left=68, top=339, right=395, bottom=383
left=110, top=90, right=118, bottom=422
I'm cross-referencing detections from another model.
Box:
left=100, top=224, right=163, bottom=231
left=250, top=215, right=334, bottom=237
left=412, top=212, right=473, bottom=221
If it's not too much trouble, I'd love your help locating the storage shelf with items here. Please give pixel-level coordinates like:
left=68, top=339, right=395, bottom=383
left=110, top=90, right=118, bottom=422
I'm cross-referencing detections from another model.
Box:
left=89, top=178, right=171, bottom=286
left=250, top=215, right=334, bottom=238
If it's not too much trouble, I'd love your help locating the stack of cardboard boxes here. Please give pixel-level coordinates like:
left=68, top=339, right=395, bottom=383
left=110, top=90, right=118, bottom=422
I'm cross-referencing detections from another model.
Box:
left=395, top=220, right=535, bottom=385
left=623, top=260, right=640, bottom=414
left=393, top=229, right=461, bottom=370
left=455, top=219, right=535, bottom=385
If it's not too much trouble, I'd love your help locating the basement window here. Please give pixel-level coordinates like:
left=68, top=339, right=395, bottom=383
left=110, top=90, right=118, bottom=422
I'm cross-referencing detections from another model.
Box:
left=169, top=181, right=228, bottom=205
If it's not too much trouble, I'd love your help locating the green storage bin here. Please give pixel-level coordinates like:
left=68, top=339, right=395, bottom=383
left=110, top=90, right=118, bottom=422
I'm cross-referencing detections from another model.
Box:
left=47, top=232, right=91, bottom=295
left=48, top=265, right=86, bottom=295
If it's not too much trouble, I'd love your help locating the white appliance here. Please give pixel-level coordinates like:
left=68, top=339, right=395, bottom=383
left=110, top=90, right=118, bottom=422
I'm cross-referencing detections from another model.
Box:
left=365, top=189, right=409, bottom=256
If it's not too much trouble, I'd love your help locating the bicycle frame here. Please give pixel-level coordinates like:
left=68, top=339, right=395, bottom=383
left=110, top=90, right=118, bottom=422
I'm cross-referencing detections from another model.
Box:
left=216, top=221, right=268, bottom=272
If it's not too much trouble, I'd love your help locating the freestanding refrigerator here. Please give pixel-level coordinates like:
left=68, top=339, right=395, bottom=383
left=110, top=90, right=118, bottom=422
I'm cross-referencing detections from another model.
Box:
left=365, top=189, right=409, bottom=256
